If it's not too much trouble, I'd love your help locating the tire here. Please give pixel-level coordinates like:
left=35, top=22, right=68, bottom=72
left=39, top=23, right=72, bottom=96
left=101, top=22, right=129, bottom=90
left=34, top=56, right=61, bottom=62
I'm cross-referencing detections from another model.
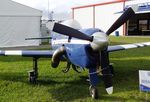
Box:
left=89, top=85, right=99, bottom=99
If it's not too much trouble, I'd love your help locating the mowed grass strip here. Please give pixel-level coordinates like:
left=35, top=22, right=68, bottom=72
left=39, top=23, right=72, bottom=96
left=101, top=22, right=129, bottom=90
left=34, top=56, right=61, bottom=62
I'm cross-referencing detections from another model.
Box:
left=0, top=36, right=149, bottom=102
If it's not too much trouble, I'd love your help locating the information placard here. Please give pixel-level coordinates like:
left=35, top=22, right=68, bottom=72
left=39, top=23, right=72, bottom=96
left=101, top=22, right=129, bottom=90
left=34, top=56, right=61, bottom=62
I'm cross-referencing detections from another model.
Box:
left=139, top=70, right=150, bottom=92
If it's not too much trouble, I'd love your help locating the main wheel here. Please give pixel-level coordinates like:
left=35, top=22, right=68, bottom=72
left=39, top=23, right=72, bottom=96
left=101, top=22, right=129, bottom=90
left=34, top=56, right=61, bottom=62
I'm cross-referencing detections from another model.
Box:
left=28, top=71, right=37, bottom=83
left=29, top=76, right=36, bottom=83
left=89, top=85, right=99, bottom=99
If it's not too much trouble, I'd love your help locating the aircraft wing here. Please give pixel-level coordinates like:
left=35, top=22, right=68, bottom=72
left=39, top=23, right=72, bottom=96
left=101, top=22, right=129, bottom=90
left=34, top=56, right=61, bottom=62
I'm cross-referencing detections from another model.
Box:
left=0, top=50, right=54, bottom=57
left=108, top=42, right=150, bottom=52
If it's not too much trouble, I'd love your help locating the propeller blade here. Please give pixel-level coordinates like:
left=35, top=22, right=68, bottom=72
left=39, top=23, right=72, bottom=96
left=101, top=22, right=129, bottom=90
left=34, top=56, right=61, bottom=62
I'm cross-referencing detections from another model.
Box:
left=100, top=50, right=113, bottom=94
left=25, top=37, right=52, bottom=40
left=53, top=23, right=93, bottom=42
left=106, top=7, right=136, bottom=35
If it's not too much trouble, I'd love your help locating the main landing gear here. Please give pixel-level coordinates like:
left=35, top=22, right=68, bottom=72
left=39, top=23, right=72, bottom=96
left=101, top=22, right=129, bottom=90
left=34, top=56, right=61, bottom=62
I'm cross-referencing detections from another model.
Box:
left=28, top=57, right=39, bottom=83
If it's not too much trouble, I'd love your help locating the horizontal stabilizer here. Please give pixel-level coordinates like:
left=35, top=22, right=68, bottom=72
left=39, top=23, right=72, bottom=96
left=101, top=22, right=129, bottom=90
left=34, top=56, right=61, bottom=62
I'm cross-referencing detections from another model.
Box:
left=25, top=37, right=52, bottom=40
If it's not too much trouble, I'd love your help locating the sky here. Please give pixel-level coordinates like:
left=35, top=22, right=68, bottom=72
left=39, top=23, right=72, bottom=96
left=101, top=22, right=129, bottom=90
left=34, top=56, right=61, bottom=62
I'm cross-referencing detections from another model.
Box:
left=12, top=0, right=111, bottom=20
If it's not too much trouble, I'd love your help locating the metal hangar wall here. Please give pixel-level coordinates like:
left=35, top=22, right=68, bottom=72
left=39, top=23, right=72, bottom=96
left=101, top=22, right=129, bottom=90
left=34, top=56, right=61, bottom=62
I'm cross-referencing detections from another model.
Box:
left=72, top=0, right=150, bottom=36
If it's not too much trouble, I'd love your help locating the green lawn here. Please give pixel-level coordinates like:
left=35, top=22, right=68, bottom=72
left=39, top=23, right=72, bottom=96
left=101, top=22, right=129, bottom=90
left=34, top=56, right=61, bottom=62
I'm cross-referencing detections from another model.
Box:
left=0, top=36, right=150, bottom=102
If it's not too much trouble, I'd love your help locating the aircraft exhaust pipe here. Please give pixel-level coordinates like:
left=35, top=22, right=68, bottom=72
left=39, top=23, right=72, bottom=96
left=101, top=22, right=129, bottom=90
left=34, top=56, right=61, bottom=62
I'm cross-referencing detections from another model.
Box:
left=51, top=46, right=66, bottom=68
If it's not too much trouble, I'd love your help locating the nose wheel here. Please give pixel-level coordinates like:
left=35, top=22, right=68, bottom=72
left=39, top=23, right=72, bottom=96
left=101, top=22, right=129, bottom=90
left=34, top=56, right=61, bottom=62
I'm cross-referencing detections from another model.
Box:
left=89, top=85, right=99, bottom=99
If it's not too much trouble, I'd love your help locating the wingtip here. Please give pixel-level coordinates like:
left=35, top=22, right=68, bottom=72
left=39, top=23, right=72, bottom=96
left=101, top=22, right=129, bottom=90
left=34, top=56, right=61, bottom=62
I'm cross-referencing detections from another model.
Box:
left=106, top=86, right=113, bottom=94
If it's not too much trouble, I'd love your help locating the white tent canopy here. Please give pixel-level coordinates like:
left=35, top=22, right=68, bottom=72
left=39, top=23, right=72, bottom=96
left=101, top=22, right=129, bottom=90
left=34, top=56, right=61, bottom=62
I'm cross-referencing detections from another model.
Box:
left=0, top=0, right=42, bottom=47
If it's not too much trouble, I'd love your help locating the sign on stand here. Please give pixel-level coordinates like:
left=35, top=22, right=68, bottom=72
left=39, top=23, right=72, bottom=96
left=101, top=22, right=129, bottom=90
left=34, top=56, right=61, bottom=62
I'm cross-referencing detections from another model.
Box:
left=139, top=70, right=150, bottom=92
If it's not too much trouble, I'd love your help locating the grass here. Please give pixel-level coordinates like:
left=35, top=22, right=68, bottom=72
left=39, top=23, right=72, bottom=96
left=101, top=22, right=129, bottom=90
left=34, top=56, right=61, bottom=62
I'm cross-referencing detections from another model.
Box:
left=0, top=36, right=150, bottom=102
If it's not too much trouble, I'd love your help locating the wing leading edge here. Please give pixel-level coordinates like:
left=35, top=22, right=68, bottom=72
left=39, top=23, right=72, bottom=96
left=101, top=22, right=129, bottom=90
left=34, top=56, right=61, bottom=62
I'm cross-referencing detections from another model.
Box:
left=0, top=42, right=150, bottom=57
left=108, top=42, right=150, bottom=52
left=0, top=50, right=54, bottom=57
